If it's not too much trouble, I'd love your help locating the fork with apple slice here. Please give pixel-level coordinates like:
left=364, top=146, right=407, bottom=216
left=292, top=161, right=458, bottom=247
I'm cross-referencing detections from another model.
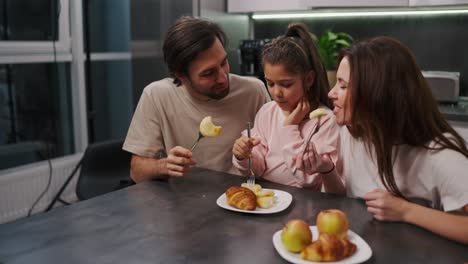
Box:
left=190, top=116, right=222, bottom=151
left=292, top=108, right=327, bottom=176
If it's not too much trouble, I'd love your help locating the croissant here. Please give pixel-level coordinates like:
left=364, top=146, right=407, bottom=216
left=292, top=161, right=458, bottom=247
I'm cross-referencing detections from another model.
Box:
left=300, top=233, right=357, bottom=262
left=226, top=186, right=256, bottom=211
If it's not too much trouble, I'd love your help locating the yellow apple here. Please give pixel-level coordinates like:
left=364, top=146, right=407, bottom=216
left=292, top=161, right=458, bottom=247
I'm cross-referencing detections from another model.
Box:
left=199, top=116, right=222, bottom=137
left=309, top=108, right=327, bottom=119
left=281, top=219, right=313, bottom=253
left=316, top=209, right=349, bottom=239
left=256, top=189, right=274, bottom=197
left=241, top=183, right=262, bottom=193
left=256, top=196, right=274, bottom=209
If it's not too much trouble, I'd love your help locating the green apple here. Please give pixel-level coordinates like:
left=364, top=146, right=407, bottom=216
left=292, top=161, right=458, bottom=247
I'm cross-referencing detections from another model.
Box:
left=281, top=219, right=312, bottom=253
left=316, top=209, right=349, bottom=239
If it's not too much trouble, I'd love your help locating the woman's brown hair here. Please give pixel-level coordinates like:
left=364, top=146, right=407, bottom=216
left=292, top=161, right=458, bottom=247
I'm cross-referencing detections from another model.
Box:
left=339, top=36, right=468, bottom=198
left=261, top=22, right=331, bottom=109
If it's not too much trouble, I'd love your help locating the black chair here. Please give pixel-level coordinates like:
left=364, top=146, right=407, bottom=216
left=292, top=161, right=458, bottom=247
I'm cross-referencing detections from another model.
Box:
left=46, top=139, right=133, bottom=211
left=76, top=139, right=134, bottom=200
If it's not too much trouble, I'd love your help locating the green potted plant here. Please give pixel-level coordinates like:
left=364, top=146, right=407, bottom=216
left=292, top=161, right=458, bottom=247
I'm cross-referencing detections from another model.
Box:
left=312, top=30, right=353, bottom=87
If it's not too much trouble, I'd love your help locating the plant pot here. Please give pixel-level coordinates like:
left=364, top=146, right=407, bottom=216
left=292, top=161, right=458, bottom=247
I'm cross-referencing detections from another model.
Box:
left=327, top=70, right=337, bottom=88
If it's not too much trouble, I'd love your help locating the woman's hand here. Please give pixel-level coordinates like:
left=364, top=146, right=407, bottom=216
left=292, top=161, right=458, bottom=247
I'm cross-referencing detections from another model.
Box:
left=233, top=136, right=260, bottom=160
left=283, top=97, right=310, bottom=126
left=293, top=143, right=334, bottom=175
left=364, top=189, right=412, bottom=222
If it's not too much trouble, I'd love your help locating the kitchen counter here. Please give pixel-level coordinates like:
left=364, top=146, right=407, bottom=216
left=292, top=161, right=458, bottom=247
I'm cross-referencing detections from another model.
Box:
left=439, top=97, right=468, bottom=122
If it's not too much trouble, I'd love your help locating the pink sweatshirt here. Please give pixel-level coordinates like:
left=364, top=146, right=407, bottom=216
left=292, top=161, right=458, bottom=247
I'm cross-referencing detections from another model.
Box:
left=232, top=101, right=341, bottom=190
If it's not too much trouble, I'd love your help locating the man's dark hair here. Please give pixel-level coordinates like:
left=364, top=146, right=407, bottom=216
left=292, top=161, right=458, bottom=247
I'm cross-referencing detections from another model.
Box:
left=163, top=16, right=227, bottom=86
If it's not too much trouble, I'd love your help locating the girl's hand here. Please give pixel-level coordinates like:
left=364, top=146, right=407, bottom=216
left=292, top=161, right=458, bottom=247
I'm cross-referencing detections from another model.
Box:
left=364, top=189, right=412, bottom=222
left=233, top=136, right=260, bottom=160
left=283, top=97, right=310, bottom=126
left=293, top=143, right=334, bottom=174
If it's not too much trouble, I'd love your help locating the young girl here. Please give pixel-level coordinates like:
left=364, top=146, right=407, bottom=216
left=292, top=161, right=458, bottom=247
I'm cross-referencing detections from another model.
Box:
left=232, top=23, right=343, bottom=193
left=306, top=36, right=468, bottom=244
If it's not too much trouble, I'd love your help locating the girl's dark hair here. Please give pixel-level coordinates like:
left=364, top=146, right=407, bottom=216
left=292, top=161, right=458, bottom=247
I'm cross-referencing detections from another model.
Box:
left=163, top=16, right=227, bottom=86
left=339, top=36, right=468, bottom=198
left=261, top=22, right=331, bottom=109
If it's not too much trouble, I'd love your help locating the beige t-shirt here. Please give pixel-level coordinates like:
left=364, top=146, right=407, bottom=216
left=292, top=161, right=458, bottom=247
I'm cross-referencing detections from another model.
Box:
left=340, top=127, right=468, bottom=211
left=123, top=74, right=269, bottom=175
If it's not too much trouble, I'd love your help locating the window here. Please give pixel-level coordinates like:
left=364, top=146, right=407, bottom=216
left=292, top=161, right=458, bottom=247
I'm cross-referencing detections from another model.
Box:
left=0, top=0, right=196, bottom=171
left=0, top=0, right=76, bottom=170
left=0, top=0, right=70, bottom=54
left=0, top=63, right=73, bottom=169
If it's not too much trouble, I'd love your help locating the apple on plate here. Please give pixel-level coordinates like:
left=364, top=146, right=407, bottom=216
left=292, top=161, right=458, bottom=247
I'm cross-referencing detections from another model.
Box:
left=316, top=209, right=349, bottom=239
left=281, top=219, right=313, bottom=253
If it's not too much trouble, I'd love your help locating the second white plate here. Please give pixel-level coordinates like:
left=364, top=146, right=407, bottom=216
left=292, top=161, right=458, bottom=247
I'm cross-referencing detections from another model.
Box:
left=272, top=226, right=372, bottom=264
left=216, top=189, right=292, bottom=214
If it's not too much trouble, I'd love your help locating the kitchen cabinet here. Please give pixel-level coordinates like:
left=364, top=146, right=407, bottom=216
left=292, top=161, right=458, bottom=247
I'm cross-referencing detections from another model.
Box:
left=227, top=0, right=467, bottom=13
left=228, top=0, right=308, bottom=13
left=228, top=0, right=409, bottom=13
left=409, top=0, right=468, bottom=6
left=449, top=121, right=468, bottom=143
left=306, top=0, right=408, bottom=8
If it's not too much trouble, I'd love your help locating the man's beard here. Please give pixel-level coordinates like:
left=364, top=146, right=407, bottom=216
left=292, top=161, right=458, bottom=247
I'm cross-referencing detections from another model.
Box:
left=190, top=76, right=230, bottom=100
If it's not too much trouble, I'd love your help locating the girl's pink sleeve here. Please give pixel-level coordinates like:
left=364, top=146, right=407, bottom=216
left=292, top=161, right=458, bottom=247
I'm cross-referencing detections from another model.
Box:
left=279, top=112, right=341, bottom=187
left=232, top=108, right=268, bottom=177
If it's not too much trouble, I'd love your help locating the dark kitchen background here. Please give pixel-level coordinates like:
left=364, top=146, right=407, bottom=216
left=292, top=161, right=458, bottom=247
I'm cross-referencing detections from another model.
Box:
left=253, top=14, right=468, bottom=96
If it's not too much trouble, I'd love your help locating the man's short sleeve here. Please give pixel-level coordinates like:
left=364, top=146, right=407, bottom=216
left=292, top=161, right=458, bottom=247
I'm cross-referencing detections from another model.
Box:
left=123, top=86, right=164, bottom=158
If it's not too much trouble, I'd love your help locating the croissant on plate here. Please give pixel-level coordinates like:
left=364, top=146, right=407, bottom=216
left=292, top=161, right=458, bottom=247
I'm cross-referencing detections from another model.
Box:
left=225, top=186, right=256, bottom=211
left=300, top=233, right=357, bottom=262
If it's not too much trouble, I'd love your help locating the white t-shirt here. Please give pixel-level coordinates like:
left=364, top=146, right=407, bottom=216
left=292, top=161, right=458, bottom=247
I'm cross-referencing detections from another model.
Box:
left=123, top=74, right=269, bottom=175
left=340, top=127, right=468, bottom=211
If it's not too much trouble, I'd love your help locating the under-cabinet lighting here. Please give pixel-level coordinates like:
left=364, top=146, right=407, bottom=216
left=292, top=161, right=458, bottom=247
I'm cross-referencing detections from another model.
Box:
left=252, top=9, right=468, bottom=20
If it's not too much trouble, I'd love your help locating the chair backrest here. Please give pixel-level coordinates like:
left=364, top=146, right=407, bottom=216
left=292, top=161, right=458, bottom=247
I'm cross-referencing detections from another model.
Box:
left=76, top=139, right=133, bottom=200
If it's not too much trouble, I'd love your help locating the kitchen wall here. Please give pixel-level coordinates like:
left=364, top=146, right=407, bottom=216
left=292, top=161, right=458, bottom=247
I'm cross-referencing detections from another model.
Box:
left=200, top=0, right=250, bottom=75
left=130, top=0, right=193, bottom=106
left=253, top=13, right=468, bottom=96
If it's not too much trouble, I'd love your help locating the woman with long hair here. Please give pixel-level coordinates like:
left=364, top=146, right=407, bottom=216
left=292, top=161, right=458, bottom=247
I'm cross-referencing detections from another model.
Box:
left=326, top=36, right=468, bottom=244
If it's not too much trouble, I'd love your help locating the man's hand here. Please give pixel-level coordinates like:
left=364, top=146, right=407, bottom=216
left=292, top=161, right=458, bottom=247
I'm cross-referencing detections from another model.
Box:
left=164, top=146, right=197, bottom=177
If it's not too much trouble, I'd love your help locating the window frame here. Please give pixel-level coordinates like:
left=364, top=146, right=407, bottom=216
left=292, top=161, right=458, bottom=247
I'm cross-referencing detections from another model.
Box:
left=0, top=0, right=71, bottom=56
left=0, top=0, right=88, bottom=154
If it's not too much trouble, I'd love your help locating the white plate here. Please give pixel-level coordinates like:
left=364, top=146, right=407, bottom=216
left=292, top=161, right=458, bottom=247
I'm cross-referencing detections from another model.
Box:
left=272, top=226, right=372, bottom=264
left=216, top=189, right=292, bottom=214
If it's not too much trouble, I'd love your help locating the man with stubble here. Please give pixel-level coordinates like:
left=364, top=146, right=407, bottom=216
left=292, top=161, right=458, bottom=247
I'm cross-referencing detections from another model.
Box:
left=123, top=16, right=269, bottom=182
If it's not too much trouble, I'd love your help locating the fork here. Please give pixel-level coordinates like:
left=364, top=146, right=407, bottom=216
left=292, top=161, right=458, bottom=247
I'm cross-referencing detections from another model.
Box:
left=292, top=117, right=322, bottom=176
left=246, top=122, right=255, bottom=187
left=190, top=132, right=204, bottom=151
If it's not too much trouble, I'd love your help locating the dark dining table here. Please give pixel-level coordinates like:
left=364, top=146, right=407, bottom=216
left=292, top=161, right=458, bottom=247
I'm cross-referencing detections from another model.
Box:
left=0, top=167, right=467, bottom=264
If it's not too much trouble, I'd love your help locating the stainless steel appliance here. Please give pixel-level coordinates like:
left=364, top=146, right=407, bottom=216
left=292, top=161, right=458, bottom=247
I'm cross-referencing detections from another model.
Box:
left=238, top=39, right=271, bottom=78
left=422, top=71, right=460, bottom=103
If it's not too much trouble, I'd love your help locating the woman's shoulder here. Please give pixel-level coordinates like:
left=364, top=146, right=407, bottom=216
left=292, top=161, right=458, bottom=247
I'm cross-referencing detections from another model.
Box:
left=425, top=144, right=468, bottom=164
